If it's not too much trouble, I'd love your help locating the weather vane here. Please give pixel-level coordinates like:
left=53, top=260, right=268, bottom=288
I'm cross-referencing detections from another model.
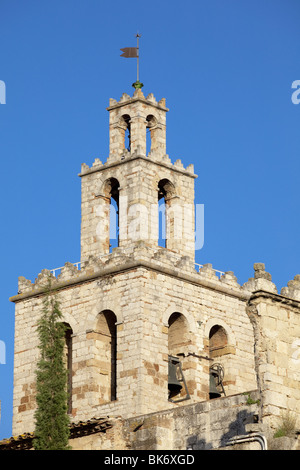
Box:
left=120, top=33, right=143, bottom=89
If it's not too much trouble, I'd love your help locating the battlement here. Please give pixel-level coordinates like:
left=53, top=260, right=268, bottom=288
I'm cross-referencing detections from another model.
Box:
left=281, top=274, right=300, bottom=301
left=14, top=248, right=232, bottom=298
left=15, top=255, right=300, bottom=307
left=107, top=88, right=169, bottom=112
left=79, top=152, right=195, bottom=177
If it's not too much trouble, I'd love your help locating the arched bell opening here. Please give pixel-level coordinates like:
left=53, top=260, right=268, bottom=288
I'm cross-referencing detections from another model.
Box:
left=121, top=114, right=131, bottom=151
left=158, top=179, right=176, bottom=249
left=146, top=114, right=157, bottom=154
left=167, top=312, right=190, bottom=403
left=102, top=177, right=120, bottom=253
left=208, top=325, right=227, bottom=400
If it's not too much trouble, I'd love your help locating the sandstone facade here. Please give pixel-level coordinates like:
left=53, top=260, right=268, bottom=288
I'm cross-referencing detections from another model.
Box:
left=7, top=89, right=300, bottom=450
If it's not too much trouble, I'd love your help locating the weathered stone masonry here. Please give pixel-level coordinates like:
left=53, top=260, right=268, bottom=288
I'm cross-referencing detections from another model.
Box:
left=6, top=88, right=300, bottom=450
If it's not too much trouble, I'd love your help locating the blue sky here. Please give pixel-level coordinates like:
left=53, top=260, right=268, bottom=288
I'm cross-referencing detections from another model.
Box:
left=0, top=0, right=299, bottom=439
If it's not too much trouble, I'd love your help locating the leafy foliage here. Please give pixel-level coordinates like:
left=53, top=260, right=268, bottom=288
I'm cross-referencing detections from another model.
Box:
left=33, top=282, right=71, bottom=450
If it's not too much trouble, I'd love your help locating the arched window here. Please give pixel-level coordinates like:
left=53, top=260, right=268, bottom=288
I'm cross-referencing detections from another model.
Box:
left=158, top=179, right=176, bottom=248
left=209, top=325, right=228, bottom=358
left=168, top=312, right=189, bottom=356
left=168, top=312, right=190, bottom=402
left=208, top=325, right=228, bottom=400
left=102, top=178, right=120, bottom=253
left=95, top=310, right=117, bottom=402
left=122, top=114, right=131, bottom=151
left=146, top=114, right=157, bottom=154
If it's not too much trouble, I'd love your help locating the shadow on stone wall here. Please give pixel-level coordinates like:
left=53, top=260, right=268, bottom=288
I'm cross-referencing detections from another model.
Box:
left=184, top=409, right=256, bottom=450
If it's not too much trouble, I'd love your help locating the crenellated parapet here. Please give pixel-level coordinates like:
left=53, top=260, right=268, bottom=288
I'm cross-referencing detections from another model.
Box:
left=281, top=274, right=300, bottom=301
left=243, top=263, right=277, bottom=294
left=16, top=248, right=246, bottom=301
left=19, top=257, right=300, bottom=306
left=79, top=151, right=195, bottom=178
left=107, top=89, right=168, bottom=112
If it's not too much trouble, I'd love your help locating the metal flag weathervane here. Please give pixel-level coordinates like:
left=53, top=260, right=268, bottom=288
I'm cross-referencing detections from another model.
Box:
left=120, top=33, right=143, bottom=89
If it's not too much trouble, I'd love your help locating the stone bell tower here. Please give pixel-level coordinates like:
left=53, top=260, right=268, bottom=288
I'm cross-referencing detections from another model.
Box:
left=10, top=87, right=260, bottom=443
left=80, top=88, right=196, bottom=262
left=8, top=85, right=300, bottom=450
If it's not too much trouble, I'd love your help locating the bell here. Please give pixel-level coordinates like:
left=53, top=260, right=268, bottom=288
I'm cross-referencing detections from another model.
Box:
left=168, top=361, right=182, bottom=393
left=209, top=370, right=221, bottom=399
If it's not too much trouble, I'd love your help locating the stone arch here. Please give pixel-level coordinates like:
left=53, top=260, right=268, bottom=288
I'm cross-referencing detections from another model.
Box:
left=162, top=305, right=197, bottom=334
left=58, top=309, right=78, bottom=336
left=98, top=177, right=120, bottom=252
left=146, top=114, right=158, bottom=154
left=204, top=319, right=236, bottom=398
left=94, top=309, right=117, bottom=402
left=158, top=178, right=176, bottom=202
left=102, top=177, right=120, bottom=204
left=166, top=311, right=195, bottom=402
left=87, top=300, right=123, bottom=330
left=203, top=318, right=236, bottom=349
left=168, top=312, right=190, bottom=356
left=157, top=178, right=177, bottom=248
left=119, top=114, right=131, bottom=151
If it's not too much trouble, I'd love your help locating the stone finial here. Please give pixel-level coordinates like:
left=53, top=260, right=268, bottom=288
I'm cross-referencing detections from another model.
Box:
left=281, top=275, right=300, bottom=301
left=109, top=98, right=118, bottom=106
left=146, top=93, right=157, bottom=104
left=35, top=269, right=56, bottom=288
left=253, top=263, right=272, bottom=281
left=243, top=263, right=277, bottom=294
left=133, top=87, right=144, bottom=98
left=92, top=158, right=103, bottom=167
left=198, top=263, right=218, bottom=280
left=174, top=159, right=184, bottom=169
left=186, top=164, right=194, bottom=173
left=81, top=163, right=90, bottom=172
left=119, top=93, right=131, bottom=102
left=18, top=276, right=34, bottom=294
left=57, top=262, right=80, bottom=281
left=220, top=271, right=240, bottom=289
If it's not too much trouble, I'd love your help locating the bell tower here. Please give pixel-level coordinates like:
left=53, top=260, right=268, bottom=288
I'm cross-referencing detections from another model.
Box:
left=80, top=88, right=197, bottom=263
left=12, top=87, right=220, bottom=436
left=107, top=88, right=167, bottom=157
left=10, top=84, right=300, bottom=450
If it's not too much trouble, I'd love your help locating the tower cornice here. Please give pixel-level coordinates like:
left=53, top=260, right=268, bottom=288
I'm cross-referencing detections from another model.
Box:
left=106, top=89, right=169, bottom=113
left=78, top=154, right=197, bottom=179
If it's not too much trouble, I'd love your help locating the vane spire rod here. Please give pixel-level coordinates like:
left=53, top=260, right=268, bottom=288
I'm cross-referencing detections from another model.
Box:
left=136, top=33, right=141, bottom=82
left=120, top=33, right=143, bottom=89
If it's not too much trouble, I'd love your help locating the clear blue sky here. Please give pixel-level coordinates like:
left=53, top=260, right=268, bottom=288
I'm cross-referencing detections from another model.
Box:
left=0, top=0, right=299, bottom=440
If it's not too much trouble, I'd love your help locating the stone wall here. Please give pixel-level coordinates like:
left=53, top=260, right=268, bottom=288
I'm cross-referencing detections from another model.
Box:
left=8, top=88, right=300, bottom=450
left=10, top=245, right=258, bottom=436
left=247, top=290, right=300, bottom=435
left=124, top=391, right=261, bottom=450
